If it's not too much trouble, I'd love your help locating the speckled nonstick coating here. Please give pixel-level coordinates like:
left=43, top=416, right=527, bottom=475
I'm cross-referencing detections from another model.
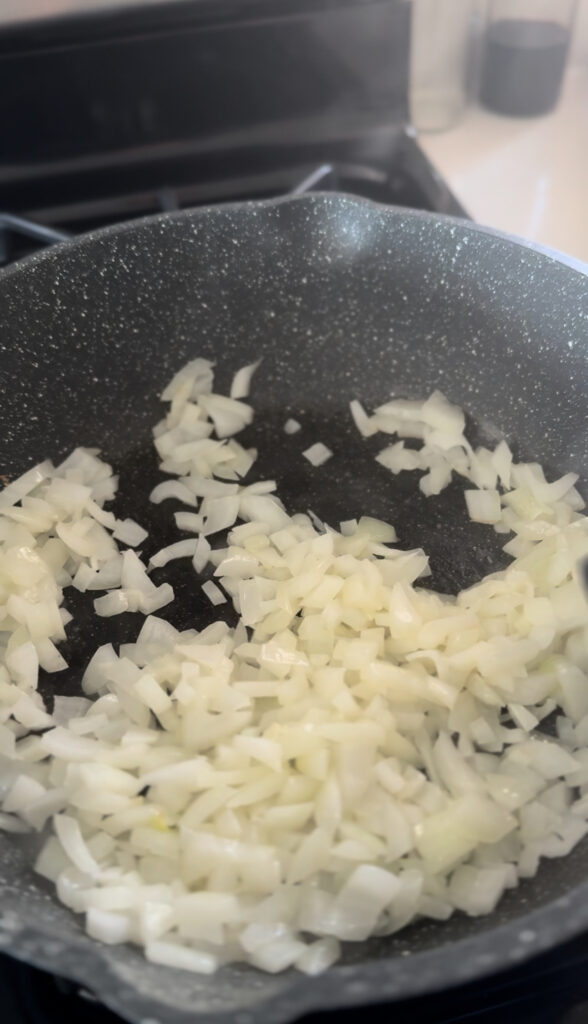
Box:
left=0, top=194, right=587, bottom=1023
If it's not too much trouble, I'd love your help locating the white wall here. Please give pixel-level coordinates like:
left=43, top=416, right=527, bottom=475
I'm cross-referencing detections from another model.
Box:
left=571, top=0, right=588, bottom=65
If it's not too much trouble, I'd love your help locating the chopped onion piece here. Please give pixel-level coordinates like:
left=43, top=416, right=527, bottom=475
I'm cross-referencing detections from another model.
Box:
left=175, top=512, right=205, bottom=533
left=141, top=583, right=175, bottom=614
left=146, top=941, right=218, bottom=975
left=340, top=519, right=358, bottom=536
left=52, top=696, right=92, bottom=726
left=86, top=908, right=132, bottom=945
left=303, top=443, right=333, bottom=467
left=349, top=399, right=377, bottom=438
left=112, top=519, right=148, bottom=547
left=465, top=489, right=502, bottom=524
left=198, top=394, right=253, bottom=438
left=230, top=359, right=261, bottom=400
left=202, top=496, right=241, bottom=536
left=0, top=461, right=53, bottom=508
left=161, top=358, right=214, bottom=401
left=149, top=540, right=199, bottom=569
left=193, top=535, right=212, bottom=574
left=53, top=814, right=100, bottom=877
left=94, top=591, right=130, bottom=617
left=376, top=442, right=422, bottom=473
left=202, top=580, right=227, bottom=606
left=149, top=481, right=197, bottom=506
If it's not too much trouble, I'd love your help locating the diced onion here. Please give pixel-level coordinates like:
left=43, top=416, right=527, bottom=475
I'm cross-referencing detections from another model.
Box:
left=465, top=489, right=502, bottom=524
left=3, top=358, right=588, bottom=984
left=0, top=461, right=53, bottom=508
left=112, top=519, right=148, bottom=547
left=230, top=360, right=261, bottom=400
left=193, top=535, right=212, bottom=573
left=303, top=443, right=333, bottom=467
left=150, top=481, right=197, bottom=506
left=149, top=540, right=199, bottom=569
left=202, top=581, right=227, bottom=606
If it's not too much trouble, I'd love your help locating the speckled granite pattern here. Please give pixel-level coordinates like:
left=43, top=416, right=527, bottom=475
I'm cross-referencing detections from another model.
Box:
left=0, top=194, right=587, bottom=1023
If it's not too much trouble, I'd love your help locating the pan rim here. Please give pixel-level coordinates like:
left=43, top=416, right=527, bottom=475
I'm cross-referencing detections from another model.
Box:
left=0, top=191, right=585, bottom=284
left=0, top=189, right=587, bottom=1023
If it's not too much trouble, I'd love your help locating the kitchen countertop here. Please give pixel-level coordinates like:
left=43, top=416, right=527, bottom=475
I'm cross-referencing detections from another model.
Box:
left=419, top=66, right=588, bottom=267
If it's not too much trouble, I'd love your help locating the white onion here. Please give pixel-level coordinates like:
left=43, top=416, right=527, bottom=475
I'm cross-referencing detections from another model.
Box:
left=241, top=480, right=277, bottom=496
left=349, top=399, right=377, bottom=439
left=323, top=865, right=401, bottom=940
left=184, top=476, right=239, bottom=498
left=6, top=642, right=39, bottom=690
left=121, top=550, right=158, bottom=595
left=239, top=494, right=291, bottom=532
left=149, top=481, right=197, bottom=506
left=284, top=419, right=301, bottom=435
left=420, top=460, right=453, bottom=497
left=230, top=360, right=261, bottom=400
left=84, top=557, right=123, bottom=591
left=174, top=512, right=205, bottom=533
left=53, top=814, right=101, bottom=877
left=238, top=579, right=263, bottom=624
left=4, top=359, right=588, bottom=983
left=94, top=591, right=130, bottom=617
left=3, top=774, right=46, bottom=813
left=193, top=535, right=212, bottom=573
left=249, top=937, right=306, bottom=973
left=112, top=519, right=148, bottom=547
left=0, top=811, right=31, bottom=833
left=0, top=461, right=53, bottom=508
left=303, top=443, right=333, bottom=467
left=296, top=938, right=341, bottom=976
left=161, top=358, right=214, bottom=402
left=86, top=500, right=117, bottom=529
left=376, top=442, right=423, bottom=473
left=140, top=583, right=174, bottom=614
left=339, top=519, right=358, bottom=536
left=202, top=581, right=227, bottom=606
left=11, top=693, right=53, bottom=730
left=149, top=540, right=199, bottom=569
left=86, top=907, right=132, bottom=945
left=146, top=940, right=218, bottom=974
left=52, top=696, right=92, bottom=726
left=202, top=496, right=241, bottom=536
left=465, top=489, right=502, bottom=524
left=198, top=394, right=253, bottom=439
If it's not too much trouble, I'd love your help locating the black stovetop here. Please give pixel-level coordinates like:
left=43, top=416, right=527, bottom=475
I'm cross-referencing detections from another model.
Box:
left=0, top=130, right=467, bottom=265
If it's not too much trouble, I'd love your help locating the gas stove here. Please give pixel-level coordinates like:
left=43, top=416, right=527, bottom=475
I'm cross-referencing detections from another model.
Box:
left=0, top=135, right=466, bottom=264
left=0, top=2, right=586, bottom=1023
left=0, top=0, right=465, bottom=263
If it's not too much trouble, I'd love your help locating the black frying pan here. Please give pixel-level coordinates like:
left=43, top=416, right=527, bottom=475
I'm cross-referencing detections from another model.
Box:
left=1, top=194, right=587, bottom=1024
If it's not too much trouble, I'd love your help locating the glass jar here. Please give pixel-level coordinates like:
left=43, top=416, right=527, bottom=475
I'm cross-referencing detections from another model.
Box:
left=409, top=0, right=473, bottom=133
left=480, top=0, right=577, bottom=117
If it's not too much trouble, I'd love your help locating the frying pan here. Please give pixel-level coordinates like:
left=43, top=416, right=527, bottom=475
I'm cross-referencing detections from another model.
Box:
left=1, top=193, right=588, bottom=1024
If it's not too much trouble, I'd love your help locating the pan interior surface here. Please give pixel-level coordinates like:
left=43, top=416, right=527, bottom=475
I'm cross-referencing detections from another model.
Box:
left=0, top=193, right=587, bottom=1024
